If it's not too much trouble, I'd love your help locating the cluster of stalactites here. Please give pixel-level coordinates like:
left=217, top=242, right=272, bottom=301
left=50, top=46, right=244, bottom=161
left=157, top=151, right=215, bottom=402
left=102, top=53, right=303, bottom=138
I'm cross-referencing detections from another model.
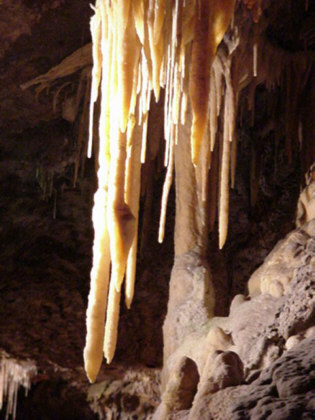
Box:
left=84, top=0, right=239, bottom=383
left=0, top=353, right=37, bottom=420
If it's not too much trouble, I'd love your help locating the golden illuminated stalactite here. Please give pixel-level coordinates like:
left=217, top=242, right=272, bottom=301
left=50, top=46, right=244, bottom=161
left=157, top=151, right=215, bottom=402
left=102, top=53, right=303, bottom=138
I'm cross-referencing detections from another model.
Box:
left=84, top=58, right=112, bottom=386
left=158, top=128, right=175, bottom=243
left=117, top=1, right=141, bottom=132
left=153, top=0, right=167, bottom=45
left=253, top=42, right=258, bottom=77
left=201, top=123, right=212, bottom=202
left=218, top=123, right=231, bottom=249
left=103, top=276, right=121, bottom=363
left=189, top=0, right=211, bottom=166
left=208, top=138, right=219, bottom=232
left=84, top=186, right=110, bottom=383
left=190, top=0, right=235, bottom=165
left=230, top=133, right=238, bottom=189
left=218, top=57, right=235, bottom=249
left=147, top=0, right=165, bottom=101
left=74, top=77, right=91, bottom=186
left=209, top=67, right=218, bottom=152
left=107, top=129, right=136, bottom=293
left=88, top=7, right=102, bottom=158
left=84, top=1, right=111, bottom=384
left=124, top=120, right=142, bottom=308
left=84, top=0, right=239, bottom=382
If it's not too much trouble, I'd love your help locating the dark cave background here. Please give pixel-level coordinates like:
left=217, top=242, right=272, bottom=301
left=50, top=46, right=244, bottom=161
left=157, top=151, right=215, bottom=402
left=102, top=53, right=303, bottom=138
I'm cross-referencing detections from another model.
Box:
left=0, top=0, right=314, bottom=419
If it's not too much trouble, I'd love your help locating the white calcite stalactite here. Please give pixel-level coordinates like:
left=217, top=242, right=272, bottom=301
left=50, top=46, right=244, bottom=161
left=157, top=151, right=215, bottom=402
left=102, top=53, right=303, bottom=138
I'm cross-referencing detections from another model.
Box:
left=0, top=353, right=37, bottom=420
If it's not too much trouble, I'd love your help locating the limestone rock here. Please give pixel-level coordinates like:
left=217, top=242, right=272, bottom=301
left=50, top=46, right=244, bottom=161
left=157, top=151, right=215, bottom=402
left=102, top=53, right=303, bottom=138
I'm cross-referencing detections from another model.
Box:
left=188, top=351, right=244, bottom=420
left=157, top=217, right=314, bottom=419
left=296, top=167, right=315, bottom=227
left=227, top=293, right=281, bottom=369
left=228, top=337, right=315, bottom=420
left=276, top=261, right=315, bottom=340
left=248, top=221, right=314, bottom=297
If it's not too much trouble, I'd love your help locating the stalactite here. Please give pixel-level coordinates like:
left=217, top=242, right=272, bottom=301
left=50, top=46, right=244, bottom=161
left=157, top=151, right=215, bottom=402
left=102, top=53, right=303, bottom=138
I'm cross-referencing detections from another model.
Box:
left=231, top=135, right=238, bottom=189
left=158, top=128, right=175, bottom=243
left=74, top=78, right=91, bottom=186
left=190, top=0, right=235, bottom=165
left=104, top=277, right=121, bottom=363
left=250, top=145, right=258, bottom=208
left=88, top=8, right=102, bottom=158
left=0, top=354, right=37, bottom=420
left=201, top=123, right=212, bottom=202
left=208, top=138, right=219, bottom=232
left=20, top=0, right=298, bottom=386
left=218, top=88, right=232, bottom=249
left=125, top=120, right=142, bottom=308
left=209, top=67, right=218, bottom=152
left=253, top=42, right=258, bottom=77
left=84, top=0, right=246, bottom=381
left=84, top=0, right=111, bottom=383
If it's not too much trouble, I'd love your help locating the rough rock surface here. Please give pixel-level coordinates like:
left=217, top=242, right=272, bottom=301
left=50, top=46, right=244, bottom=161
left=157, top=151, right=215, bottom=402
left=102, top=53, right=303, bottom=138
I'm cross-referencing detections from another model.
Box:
left=156, top=219, right=315, bottom=419
left=213, top=337, right=315, bottom=420
left=248, top=220, right=315, bottom=297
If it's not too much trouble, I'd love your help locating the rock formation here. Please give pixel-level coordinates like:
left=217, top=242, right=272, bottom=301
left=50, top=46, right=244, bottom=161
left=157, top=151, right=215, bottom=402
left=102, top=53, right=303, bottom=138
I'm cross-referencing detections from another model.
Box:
left=156, top=215, right=315, bottom=419
left=0, top=1, right=314, bottom=419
